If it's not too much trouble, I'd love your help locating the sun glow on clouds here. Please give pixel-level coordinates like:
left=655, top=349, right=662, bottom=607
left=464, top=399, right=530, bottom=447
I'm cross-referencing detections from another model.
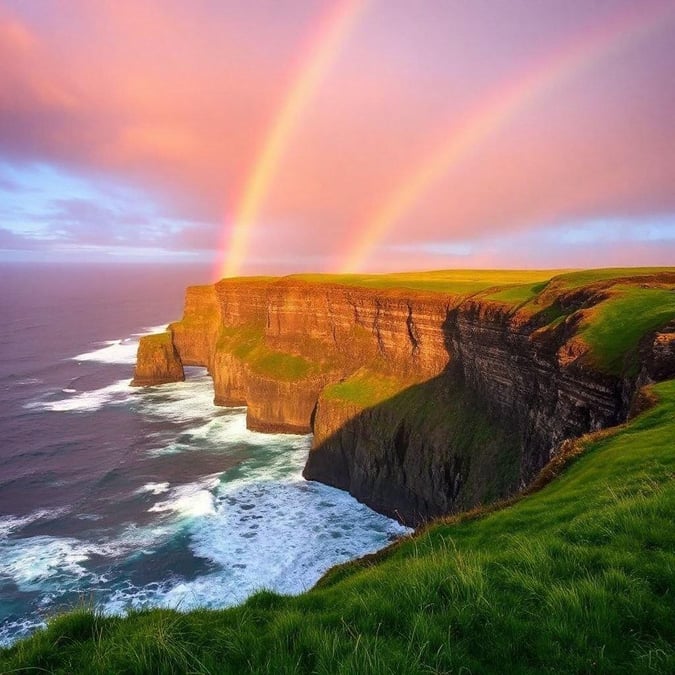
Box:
left=0, top=1, right=674, bottom=271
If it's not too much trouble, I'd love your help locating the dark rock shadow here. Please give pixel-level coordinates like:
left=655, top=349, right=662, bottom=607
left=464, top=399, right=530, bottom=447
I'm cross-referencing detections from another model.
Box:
left=304, top=306, right=632, bottom=527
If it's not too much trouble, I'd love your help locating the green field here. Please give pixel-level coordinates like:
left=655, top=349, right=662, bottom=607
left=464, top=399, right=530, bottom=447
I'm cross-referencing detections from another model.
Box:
left=288, top=267, right=673, bottom=299
left=2, top=379, right=673, bottom=673
left=289, top=268, right=560, bottom=295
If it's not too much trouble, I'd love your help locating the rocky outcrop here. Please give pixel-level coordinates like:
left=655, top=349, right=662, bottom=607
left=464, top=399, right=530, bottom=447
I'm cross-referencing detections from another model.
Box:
left=641, top=320, right=675, bottom=382
left=134, top=273, right=674, bottom=525
left=131, top=332, right=184, bottom=386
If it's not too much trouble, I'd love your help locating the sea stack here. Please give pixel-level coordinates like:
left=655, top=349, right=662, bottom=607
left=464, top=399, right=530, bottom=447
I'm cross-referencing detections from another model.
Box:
left=131, top=331, right=185, bottom=386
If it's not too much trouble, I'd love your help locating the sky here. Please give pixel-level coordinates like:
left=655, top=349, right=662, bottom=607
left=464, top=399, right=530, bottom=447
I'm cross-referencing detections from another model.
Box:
left=0, top=0, right=674, bottom=277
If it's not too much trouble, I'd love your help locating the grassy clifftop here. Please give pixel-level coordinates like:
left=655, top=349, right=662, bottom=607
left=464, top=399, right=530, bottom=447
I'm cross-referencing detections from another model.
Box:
left=201, top=269, right=673, bottom=393
left=3, top=379, right=673, bottom=673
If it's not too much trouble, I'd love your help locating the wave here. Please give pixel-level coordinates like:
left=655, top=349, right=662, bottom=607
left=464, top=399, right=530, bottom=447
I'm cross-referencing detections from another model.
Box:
left=11, top=377, right=43, bottom=386
left=0, top=617, right=47, bottom=648
left=101, top=432, right=409, bottom=614
left=0, top=507, right=70, bottom=539
left=25, top=379, right=134, bottom=413
left=0, top=535, right=121, bottom=593
left=148, top=475, right=221, bottom=518
left=136, top=482, right=171, bottom=496
left=71, top=323, right=169, bottom=365
left=136, top=373, right=224, bottom=425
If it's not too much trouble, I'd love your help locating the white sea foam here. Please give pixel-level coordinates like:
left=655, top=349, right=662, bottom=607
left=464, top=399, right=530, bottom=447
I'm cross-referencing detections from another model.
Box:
left=112, top=522, right=176, bottom=555
left=0, top=536, right=121, bottom=592
left=137, top=482, right=171, bottom=496
left=71, top=323, right=169, bottom=364
left=0, top=617, right=47, bottom=648
left=25, top=379, right=133, bottom=413
left=137, top=374, right=222, bottom=425
left=100, top=429, right=410, bottom=615
left=0, top=508, right=70, bottom=539
left=148, top=475, right=221, bottom=518
left=145, top=408, right=289, bottom=457
left=72, top=339, right=138, bottom=365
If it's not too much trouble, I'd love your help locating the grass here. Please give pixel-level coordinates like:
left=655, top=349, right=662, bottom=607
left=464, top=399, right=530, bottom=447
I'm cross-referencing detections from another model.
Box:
left=251, top=350, right=318, bottom=381
left=551, top=267, right=675, bottom=289
left=289, top=269, right=561, bottom=295
left=3, top=379, right=674, bottom=673
left=482, top=280, right=550, bottom=305
left=215, top=325, right=333, bottom=381
left=286, top=267, right=672, bottom=299
left=578, top=286, right=675, bottom=375
left=322, top=368, right=412, bottom=408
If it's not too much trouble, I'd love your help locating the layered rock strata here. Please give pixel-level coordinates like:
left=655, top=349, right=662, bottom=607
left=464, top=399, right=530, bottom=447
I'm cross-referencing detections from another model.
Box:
left=131, top=332, right=184, bottom=386
left=133, top=275, right=674, bottom=525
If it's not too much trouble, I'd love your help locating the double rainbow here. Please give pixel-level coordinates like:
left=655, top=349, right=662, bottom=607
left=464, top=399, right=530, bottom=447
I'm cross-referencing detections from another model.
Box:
left=217, top=1, right=673, bottom=278
left=339, top=2, right=675, bottom=273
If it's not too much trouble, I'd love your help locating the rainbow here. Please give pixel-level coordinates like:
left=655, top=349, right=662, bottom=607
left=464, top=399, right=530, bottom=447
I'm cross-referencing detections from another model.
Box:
left=219, top=0, right=367, bottom=279
left=339, top=2, right=675, bottom=273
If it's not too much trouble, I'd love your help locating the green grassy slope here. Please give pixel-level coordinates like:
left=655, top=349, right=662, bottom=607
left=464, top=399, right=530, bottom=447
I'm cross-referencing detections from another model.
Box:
left=289, top=267, right=673, bottom=298
left=578, top=286, right=675, bottom=375
left=289, top=268, right=559, bottom=295
left=3, top=379, right=673, bottom=674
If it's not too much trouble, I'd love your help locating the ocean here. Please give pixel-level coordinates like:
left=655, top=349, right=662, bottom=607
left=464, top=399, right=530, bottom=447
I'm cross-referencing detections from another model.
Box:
left=0, top=264, right=408, bottom=646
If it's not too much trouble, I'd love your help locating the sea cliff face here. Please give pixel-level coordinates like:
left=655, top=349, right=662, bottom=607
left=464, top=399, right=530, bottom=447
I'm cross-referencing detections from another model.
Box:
left=133, top=272, right=674, bottom=525
left=131, top=332, right=184, bottom=386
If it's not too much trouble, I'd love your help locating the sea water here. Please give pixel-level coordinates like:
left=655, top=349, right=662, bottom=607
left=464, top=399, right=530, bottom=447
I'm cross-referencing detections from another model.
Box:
left=0, top=264, right=409, bottom=646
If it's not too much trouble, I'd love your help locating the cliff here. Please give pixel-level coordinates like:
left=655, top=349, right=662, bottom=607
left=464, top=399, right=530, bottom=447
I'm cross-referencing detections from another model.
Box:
left=133, top=269, right=675, bottom=525
left=131, top=332, right=184, bottom=386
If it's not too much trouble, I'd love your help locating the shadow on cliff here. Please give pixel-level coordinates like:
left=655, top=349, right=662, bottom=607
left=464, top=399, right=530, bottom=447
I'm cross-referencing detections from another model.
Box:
left=303, top=367, right=524, bottom=527
left=302, top=306, right=531, bottom=527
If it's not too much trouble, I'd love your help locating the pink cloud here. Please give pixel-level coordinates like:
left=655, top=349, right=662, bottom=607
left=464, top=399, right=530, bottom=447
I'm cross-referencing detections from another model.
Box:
left=0, top=0, right=674, bottom=272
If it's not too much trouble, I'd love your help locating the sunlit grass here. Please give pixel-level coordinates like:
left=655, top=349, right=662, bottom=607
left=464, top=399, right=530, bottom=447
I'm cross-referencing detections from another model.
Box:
left=290, top=269, right=561, bottom=295
left=578, top=286, right=675, bottom=374
left=322, top=368, right=411, bottom=407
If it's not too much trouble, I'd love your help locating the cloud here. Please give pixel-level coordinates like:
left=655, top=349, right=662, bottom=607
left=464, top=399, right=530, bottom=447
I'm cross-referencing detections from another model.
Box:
left=0, top=161, right=218, bottom=259
left=0, top=226, right=49, bottom=250
left=0, top=1, right=674, bottom=271
left=381, top=216, right=675, bottom=270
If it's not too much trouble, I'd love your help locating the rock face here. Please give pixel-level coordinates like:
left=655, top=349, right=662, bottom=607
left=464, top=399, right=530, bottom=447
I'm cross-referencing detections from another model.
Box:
left=134, top=274, right=674, bottom=525
left=131, top=332, right=184, bottom=386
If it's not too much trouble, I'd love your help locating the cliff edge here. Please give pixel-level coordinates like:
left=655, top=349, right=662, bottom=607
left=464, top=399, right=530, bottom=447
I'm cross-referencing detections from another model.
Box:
left=134, top=268, right=675, bottom=524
